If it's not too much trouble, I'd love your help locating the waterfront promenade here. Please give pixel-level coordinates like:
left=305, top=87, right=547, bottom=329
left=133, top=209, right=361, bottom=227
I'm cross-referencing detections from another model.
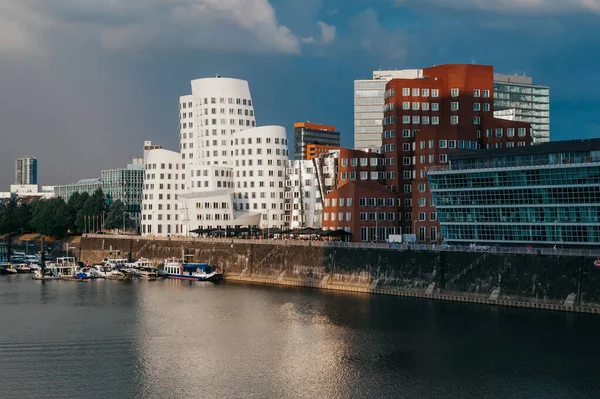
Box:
left=84, top=233, right=600, bottom=259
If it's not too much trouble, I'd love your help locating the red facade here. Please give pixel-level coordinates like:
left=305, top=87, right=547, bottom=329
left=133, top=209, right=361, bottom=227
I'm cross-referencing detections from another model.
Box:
left=380, top=64, right=533, bottom=242
left=336, top=148, right=384, bottom=188
left=322, top=181, right=398, bottom=242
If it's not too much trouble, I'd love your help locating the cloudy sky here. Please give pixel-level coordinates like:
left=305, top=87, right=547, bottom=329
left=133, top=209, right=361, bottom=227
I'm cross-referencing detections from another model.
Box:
left=1, top=0, right=599, bottom=188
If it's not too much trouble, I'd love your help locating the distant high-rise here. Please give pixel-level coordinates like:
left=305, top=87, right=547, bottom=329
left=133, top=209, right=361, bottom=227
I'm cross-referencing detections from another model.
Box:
left=293, top=122, right=340, bottom=160
left=493, top=73, right=550, bottom=143
left=15, top=157, right=37, bottom=185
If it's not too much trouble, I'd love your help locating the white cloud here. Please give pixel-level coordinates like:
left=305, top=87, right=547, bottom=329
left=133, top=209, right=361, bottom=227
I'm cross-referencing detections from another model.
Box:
left=1, top=0, right=302, bottom=56
left=302, top=36, right=317, bottom=44
left=317, top=21, right=336, bottom=43
left=395, top=0, right=600, bottom=13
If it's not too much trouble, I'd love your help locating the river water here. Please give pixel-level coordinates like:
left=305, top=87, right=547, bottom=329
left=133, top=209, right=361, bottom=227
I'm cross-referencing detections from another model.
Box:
left=1, top=274, right=599, bottom=399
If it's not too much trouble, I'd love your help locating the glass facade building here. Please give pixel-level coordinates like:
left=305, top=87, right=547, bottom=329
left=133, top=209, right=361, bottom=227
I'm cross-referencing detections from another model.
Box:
left=428, top=139, right=600, bottom=246
left=293, top=122, right=340, bottom=160
left=15, top=157, right=37, bottom=185
left=493, top=74, right=550, bottom=143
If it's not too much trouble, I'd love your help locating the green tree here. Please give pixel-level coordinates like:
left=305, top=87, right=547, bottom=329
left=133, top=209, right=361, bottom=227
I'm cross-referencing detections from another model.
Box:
left=67, top=191, right=90, bottom=233
left=0, top=200, right=19, bottom=234
left=104, top=200, right=133, bottom=231
left=29, top=198, right=70, bottom=237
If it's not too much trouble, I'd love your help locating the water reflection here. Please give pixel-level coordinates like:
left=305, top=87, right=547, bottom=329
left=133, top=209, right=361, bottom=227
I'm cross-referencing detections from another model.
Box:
left=1, top=276, right=600, bottom=399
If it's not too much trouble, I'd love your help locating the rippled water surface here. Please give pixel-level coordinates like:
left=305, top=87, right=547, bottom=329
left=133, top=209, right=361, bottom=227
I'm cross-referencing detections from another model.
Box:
left=1, top=274, right=600, bottom=398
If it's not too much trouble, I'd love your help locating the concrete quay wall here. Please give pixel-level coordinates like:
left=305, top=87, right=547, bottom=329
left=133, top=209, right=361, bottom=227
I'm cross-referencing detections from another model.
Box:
left=78, top=237, right=600, bottom=312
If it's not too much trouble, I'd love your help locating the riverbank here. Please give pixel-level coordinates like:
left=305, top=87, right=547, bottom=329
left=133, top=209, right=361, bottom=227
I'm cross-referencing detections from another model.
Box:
left=76, top=236, right=600, bottom=314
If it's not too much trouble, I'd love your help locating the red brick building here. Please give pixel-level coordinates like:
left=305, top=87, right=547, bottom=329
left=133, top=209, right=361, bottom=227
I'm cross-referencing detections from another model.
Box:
left=322, top=181, right=397, bottom=242
left=380, top=64, right=533, bottom=242
left=336, top=148, right=384, bottom=188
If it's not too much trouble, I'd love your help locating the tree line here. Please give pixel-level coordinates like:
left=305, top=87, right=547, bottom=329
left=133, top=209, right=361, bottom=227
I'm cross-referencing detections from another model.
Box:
left=0, top=188, right=134, bottom=237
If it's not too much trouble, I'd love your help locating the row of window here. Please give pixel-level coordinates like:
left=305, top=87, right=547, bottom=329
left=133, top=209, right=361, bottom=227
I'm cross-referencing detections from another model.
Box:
left=180, top=119, right=256, bottom=129
left=385, top=88, right=491, bottom=99
left=437, top=206, right=600, bottom=224
left=180, top=108, right=255, bottom=119
left=441, top=225, right=600, bottom=244
left=180, top=98, right=252, bottom=108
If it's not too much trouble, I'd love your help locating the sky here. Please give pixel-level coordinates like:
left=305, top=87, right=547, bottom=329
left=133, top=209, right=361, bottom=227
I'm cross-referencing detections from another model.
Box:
left=1, top=0, right=599, bottom=188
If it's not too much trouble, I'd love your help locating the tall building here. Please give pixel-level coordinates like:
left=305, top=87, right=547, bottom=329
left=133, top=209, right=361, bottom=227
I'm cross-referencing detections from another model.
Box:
left=293, top=122, right=340, bottom=160
left=354, top=69, right=550, bottom=150
left=493, top=73, right=550, bottom=143
left=305, top=144, right=339, bottom=160
left=428, top=139, right=600, bottom=247
left=15, top=157, right=37, bottom=185
left=141, top=76, right=290, bottom=236
left=380, top=64, right=533, bottom=243
left=354, top=70, right=423, bottom=151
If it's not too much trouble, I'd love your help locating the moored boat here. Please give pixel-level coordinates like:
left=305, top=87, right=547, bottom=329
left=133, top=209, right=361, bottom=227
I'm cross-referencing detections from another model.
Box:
left=163, top=258, right=223, bottom=282
left=15, top=263, right=31, bottom=273
left=0, top=263, right=18, bottom=275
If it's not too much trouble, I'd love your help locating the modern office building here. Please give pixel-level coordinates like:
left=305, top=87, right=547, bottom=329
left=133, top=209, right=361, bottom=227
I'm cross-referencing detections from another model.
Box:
left=293, top=122, right=340, bottom=160
left=493, top=73, right=550, bottom=143
left=381, top=64, right=533, bottom=243
left=15, top=157, right=37, bottom=185
left=54, top=179, right=102, bottom=199
left=354, top=69, right=550, bottom=149
left=354, top=70, right=423, bottom=151
left=428, top=139, right=600, bottom=247
left=54, top=159, right=144, bottom=222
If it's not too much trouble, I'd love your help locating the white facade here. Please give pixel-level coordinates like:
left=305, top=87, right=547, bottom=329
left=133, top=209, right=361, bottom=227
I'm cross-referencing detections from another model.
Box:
left=140, top=148, right=182, bottom=236
left=142, top=77, right=290, bottom=237
left=284, top=154, right=338, bottom=229
left=180, top=125, right=288, bottom=232
left=354, top=69, right=423, bottom=151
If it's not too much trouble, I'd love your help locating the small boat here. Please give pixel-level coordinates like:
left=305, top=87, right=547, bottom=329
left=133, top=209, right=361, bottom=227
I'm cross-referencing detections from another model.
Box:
left=15, top=263, right=31, bottom=273
left=163, top=258, right=223, bottom=282
left=32, top=269, right=61, bottom=280
left=47, top=257, right=78, bottom=278
left=0, top=263, right=18, bottom=275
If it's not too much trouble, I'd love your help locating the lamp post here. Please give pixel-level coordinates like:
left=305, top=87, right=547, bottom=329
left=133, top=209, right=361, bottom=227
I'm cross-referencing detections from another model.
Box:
left=122, top=212, right=128, bottom=233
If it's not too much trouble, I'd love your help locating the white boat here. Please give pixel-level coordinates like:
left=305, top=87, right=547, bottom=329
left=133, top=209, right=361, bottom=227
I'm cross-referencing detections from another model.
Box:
left=127, top=258, right=153, bottom=269
left=0, top=263, right=18, bottom=275
left=162, top=257, right=223, bottom=282
left=15, top=263, right=31, bottom=273
left=32, top=269, right=60, bottom=280
left=47, top=257, right=78, bottom=277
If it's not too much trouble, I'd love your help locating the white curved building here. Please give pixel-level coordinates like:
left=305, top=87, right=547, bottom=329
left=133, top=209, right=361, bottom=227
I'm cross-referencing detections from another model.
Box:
left=180, top=125, right=289, bottom=232
left=172, top=76, right=289, bottom=235
left=140, top=145, right=182, bottom=236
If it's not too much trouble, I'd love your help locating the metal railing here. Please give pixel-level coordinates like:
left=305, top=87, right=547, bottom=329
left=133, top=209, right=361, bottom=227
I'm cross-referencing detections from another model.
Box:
left=82, top=234, right=600, bottom=258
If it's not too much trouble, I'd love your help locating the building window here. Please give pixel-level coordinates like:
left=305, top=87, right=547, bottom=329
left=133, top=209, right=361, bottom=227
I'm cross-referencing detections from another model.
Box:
left=430, top=212, right=437, bottom=221
left=412, top=102, right=420, bottom=110
left=473, top=89, right=481, bottom=97
left=483, top=103, right=490, bottom=112
left=422, top=116, right=430, bottom=124
left=495, top=128, right=503, bottom=137
left=402, top=88, right=410, bottom=96
left=432, top=116, right=439, bottom=125
left=403, top=115, right=410, bottom=124
left=482, top=90, right=490, bottom=98
left=412, top=116, right=420, bottom=124
left=439, top=154, right=448, bottom=163
left=431, top=103, right=439, bottom=111
left=448, top=140, right=456, bottom=149
left=439, top=140, right=447, bottom=148
left=422, top=88, right=430, bottom=97
left=412, top=88, right=420, bottom=96
left=360, top=212, right=367, bottom=221
left=403, top=129, right=411, bottom=138
left=403, top=143, right=411, bottom=151
left=451, top=88, right=459, bottom=97
left=422, top=102, right=430, bottom=111
left=518, top=128, right=526, bottom=137
left=473, top=116, right=481, bottom=125
left=450, top=102, right=459, bottom=111
left=361, top=227, right=368, bottom=242
left=473, top=103, right=481, bottom=111
left=419, top=212, right=426, bottom=221
left=450, top=115, right=459, bottom=125
left=507, top=128, right=515, bottom=137
left=431, top=89, right=439, bottom=97
left=402, top=101, right=410, bottom=110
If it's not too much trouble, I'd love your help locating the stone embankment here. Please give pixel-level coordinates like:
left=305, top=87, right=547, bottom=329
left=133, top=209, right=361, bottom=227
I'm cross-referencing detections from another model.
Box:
left=78, top=236, right=600, bottom=314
